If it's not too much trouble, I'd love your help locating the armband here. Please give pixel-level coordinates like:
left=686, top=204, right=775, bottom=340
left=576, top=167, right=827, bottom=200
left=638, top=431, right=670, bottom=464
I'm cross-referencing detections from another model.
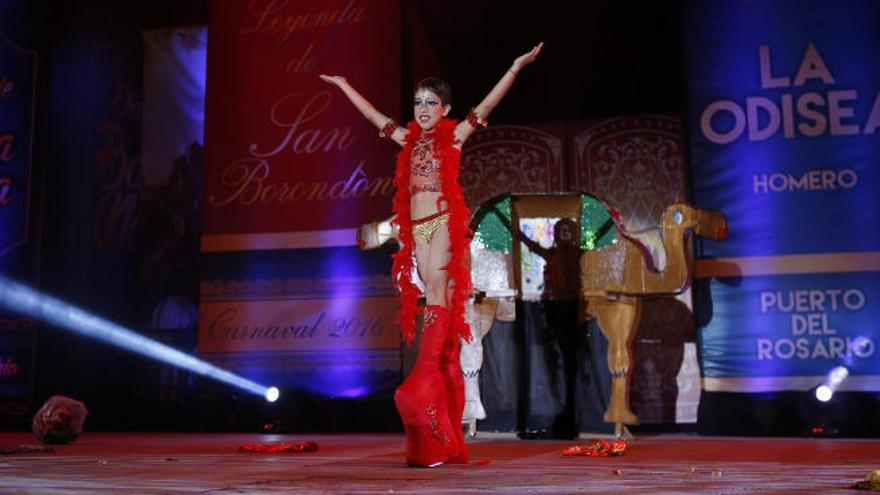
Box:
left=379, top=120, right=399, bottom=139
left=466, top=109, right=487, bottom=129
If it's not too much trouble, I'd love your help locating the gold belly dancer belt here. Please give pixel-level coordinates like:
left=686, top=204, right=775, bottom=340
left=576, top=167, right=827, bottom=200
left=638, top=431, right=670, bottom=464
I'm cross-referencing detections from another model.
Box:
left=412, top=210, right=449, bottom=243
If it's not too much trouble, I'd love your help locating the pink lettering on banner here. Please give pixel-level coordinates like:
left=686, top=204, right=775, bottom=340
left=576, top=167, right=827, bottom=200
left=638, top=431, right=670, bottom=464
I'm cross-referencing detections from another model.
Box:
left=0, top=177, right=11, bottom=205
left=248, top=91, right=355, bottom=158
left=198, top=297, right=400, bottom=353
left=0, top=357, right=20, bottom=377
left=240, top=0, right=367, bottom=45
left=0, top=134, right=13, bottom=162
left=0, top=42, right=36, bottom=257
left=0, top=75, right=15, bottom=96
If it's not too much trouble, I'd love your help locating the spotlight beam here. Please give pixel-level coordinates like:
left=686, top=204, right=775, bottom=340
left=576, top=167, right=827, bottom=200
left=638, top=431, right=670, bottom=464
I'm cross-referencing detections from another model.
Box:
left=0, top=275, right=276, bottom=401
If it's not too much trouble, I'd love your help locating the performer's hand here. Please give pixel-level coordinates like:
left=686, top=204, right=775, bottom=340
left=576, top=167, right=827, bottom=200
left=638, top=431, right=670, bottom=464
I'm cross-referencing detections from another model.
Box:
left=319, top=74, right=347, bottom=87
left=511, top=42, right=544, bottom=73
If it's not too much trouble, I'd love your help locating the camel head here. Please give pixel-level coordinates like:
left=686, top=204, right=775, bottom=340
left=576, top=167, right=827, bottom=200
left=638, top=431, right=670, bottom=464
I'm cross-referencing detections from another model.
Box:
left=661, top=204, right=728, bottom=241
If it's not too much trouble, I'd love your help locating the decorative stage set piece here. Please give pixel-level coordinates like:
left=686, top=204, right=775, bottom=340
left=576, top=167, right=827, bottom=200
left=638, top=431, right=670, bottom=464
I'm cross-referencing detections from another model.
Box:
left=578, top=202, right=727, bottom=434
left=360, top=193, right=727, bottom=436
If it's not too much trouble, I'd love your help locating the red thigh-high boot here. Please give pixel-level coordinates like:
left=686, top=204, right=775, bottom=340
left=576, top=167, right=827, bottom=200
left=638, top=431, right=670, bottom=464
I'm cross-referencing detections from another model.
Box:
left=441, top=327, right=469, bottom=463
left=394, top=305, right=458, bottom=467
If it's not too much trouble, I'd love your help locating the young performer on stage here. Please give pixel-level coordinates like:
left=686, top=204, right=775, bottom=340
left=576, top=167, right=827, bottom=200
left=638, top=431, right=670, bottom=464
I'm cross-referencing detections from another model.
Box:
left=320, top=42, right=542, bottom=467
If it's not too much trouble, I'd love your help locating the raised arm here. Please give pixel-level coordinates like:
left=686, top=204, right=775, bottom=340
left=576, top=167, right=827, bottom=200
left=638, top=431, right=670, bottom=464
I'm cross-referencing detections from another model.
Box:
left=455, top=42, right=544, bottom=145
left=319, top=75, right=407, bottom=147
left=519, top=230, right=551, bottom=260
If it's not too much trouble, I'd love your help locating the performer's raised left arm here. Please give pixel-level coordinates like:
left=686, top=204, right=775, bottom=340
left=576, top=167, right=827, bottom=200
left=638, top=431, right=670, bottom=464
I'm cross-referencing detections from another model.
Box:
left=455, top=42, right=544, bottom=145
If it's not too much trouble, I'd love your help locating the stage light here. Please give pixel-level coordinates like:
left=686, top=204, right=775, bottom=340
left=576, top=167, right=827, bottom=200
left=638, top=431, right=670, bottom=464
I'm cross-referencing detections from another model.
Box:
left=265, top=386, right=280, bottom=403
left=852, top=336, right=872, bottom=355
left=815, top=385, right=833, bottom=402
left=814, top=365, right=849, bottom=403
left=0, top=275, right=275, bottom=401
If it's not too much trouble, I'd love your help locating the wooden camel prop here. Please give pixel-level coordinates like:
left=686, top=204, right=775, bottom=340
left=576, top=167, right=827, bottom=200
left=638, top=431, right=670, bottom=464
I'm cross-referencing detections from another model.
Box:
left=580, top=203, right=727, bottom=436
left=357, top=198, right=727, bottom=438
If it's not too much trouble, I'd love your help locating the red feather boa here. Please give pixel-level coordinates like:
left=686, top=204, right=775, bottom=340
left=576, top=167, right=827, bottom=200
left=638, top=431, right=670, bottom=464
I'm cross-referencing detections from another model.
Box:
left=391, top=119, right=473, bottom=345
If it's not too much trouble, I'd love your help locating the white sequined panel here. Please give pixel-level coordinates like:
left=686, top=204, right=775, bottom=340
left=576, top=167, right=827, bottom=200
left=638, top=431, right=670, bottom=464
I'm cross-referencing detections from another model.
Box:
left=470, top=247, right=513, bottom=294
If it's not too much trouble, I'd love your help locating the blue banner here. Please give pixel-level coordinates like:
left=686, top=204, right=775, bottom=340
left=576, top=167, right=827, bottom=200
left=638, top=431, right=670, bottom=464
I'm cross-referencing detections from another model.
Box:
left=685, top=0, right=880, bottom=391
left=0, top=33, right=36, bottom=267
left=699, top=272, right=878, bottom=390
left=0, top=26, right=38, bottom=419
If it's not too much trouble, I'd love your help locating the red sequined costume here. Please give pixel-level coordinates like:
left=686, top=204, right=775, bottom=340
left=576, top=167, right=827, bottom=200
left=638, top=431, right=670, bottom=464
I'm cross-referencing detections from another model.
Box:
left=391, top=118, right=472, bottom=466
left=392, top=118, right=473, bottom=345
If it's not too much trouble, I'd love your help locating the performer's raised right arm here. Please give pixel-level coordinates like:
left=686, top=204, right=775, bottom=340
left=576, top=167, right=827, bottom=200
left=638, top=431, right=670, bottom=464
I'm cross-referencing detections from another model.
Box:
left=319, top=75, right=408, bottom=147
left=517, top=226, right=551, bottom=260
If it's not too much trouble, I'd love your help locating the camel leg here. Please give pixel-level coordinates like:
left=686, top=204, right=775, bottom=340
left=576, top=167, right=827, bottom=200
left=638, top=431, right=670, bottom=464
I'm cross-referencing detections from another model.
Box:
left=461, top=298, right=498, bottom=435
left=590, top=296, right=641, bottom=430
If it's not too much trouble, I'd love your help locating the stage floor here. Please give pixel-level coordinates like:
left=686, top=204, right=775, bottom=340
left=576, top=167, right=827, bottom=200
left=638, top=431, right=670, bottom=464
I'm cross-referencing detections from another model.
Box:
left=0, top=431, right=877, bottom=494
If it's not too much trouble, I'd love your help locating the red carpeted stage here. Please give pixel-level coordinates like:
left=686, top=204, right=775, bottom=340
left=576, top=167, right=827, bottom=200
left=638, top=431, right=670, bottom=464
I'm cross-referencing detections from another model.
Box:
left=0, top=432, right=877, bottom=494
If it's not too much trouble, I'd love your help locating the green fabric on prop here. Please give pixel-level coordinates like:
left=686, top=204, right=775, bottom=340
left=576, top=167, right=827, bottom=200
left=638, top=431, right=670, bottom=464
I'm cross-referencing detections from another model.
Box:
left=471, top=194, right=617, bottom=253
left=581, top=194, right=616, bottom=251
left=472, top=195, right=513, bottom=253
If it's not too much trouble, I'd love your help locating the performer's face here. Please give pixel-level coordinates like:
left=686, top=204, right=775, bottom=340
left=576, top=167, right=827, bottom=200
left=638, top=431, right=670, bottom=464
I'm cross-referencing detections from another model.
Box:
left=413, top=89, right=450, bottom=131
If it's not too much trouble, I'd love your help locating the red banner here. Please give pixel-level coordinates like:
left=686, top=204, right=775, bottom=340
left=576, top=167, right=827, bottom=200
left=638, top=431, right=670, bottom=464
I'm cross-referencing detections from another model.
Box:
left=204, top=0, right=400, bottom=240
